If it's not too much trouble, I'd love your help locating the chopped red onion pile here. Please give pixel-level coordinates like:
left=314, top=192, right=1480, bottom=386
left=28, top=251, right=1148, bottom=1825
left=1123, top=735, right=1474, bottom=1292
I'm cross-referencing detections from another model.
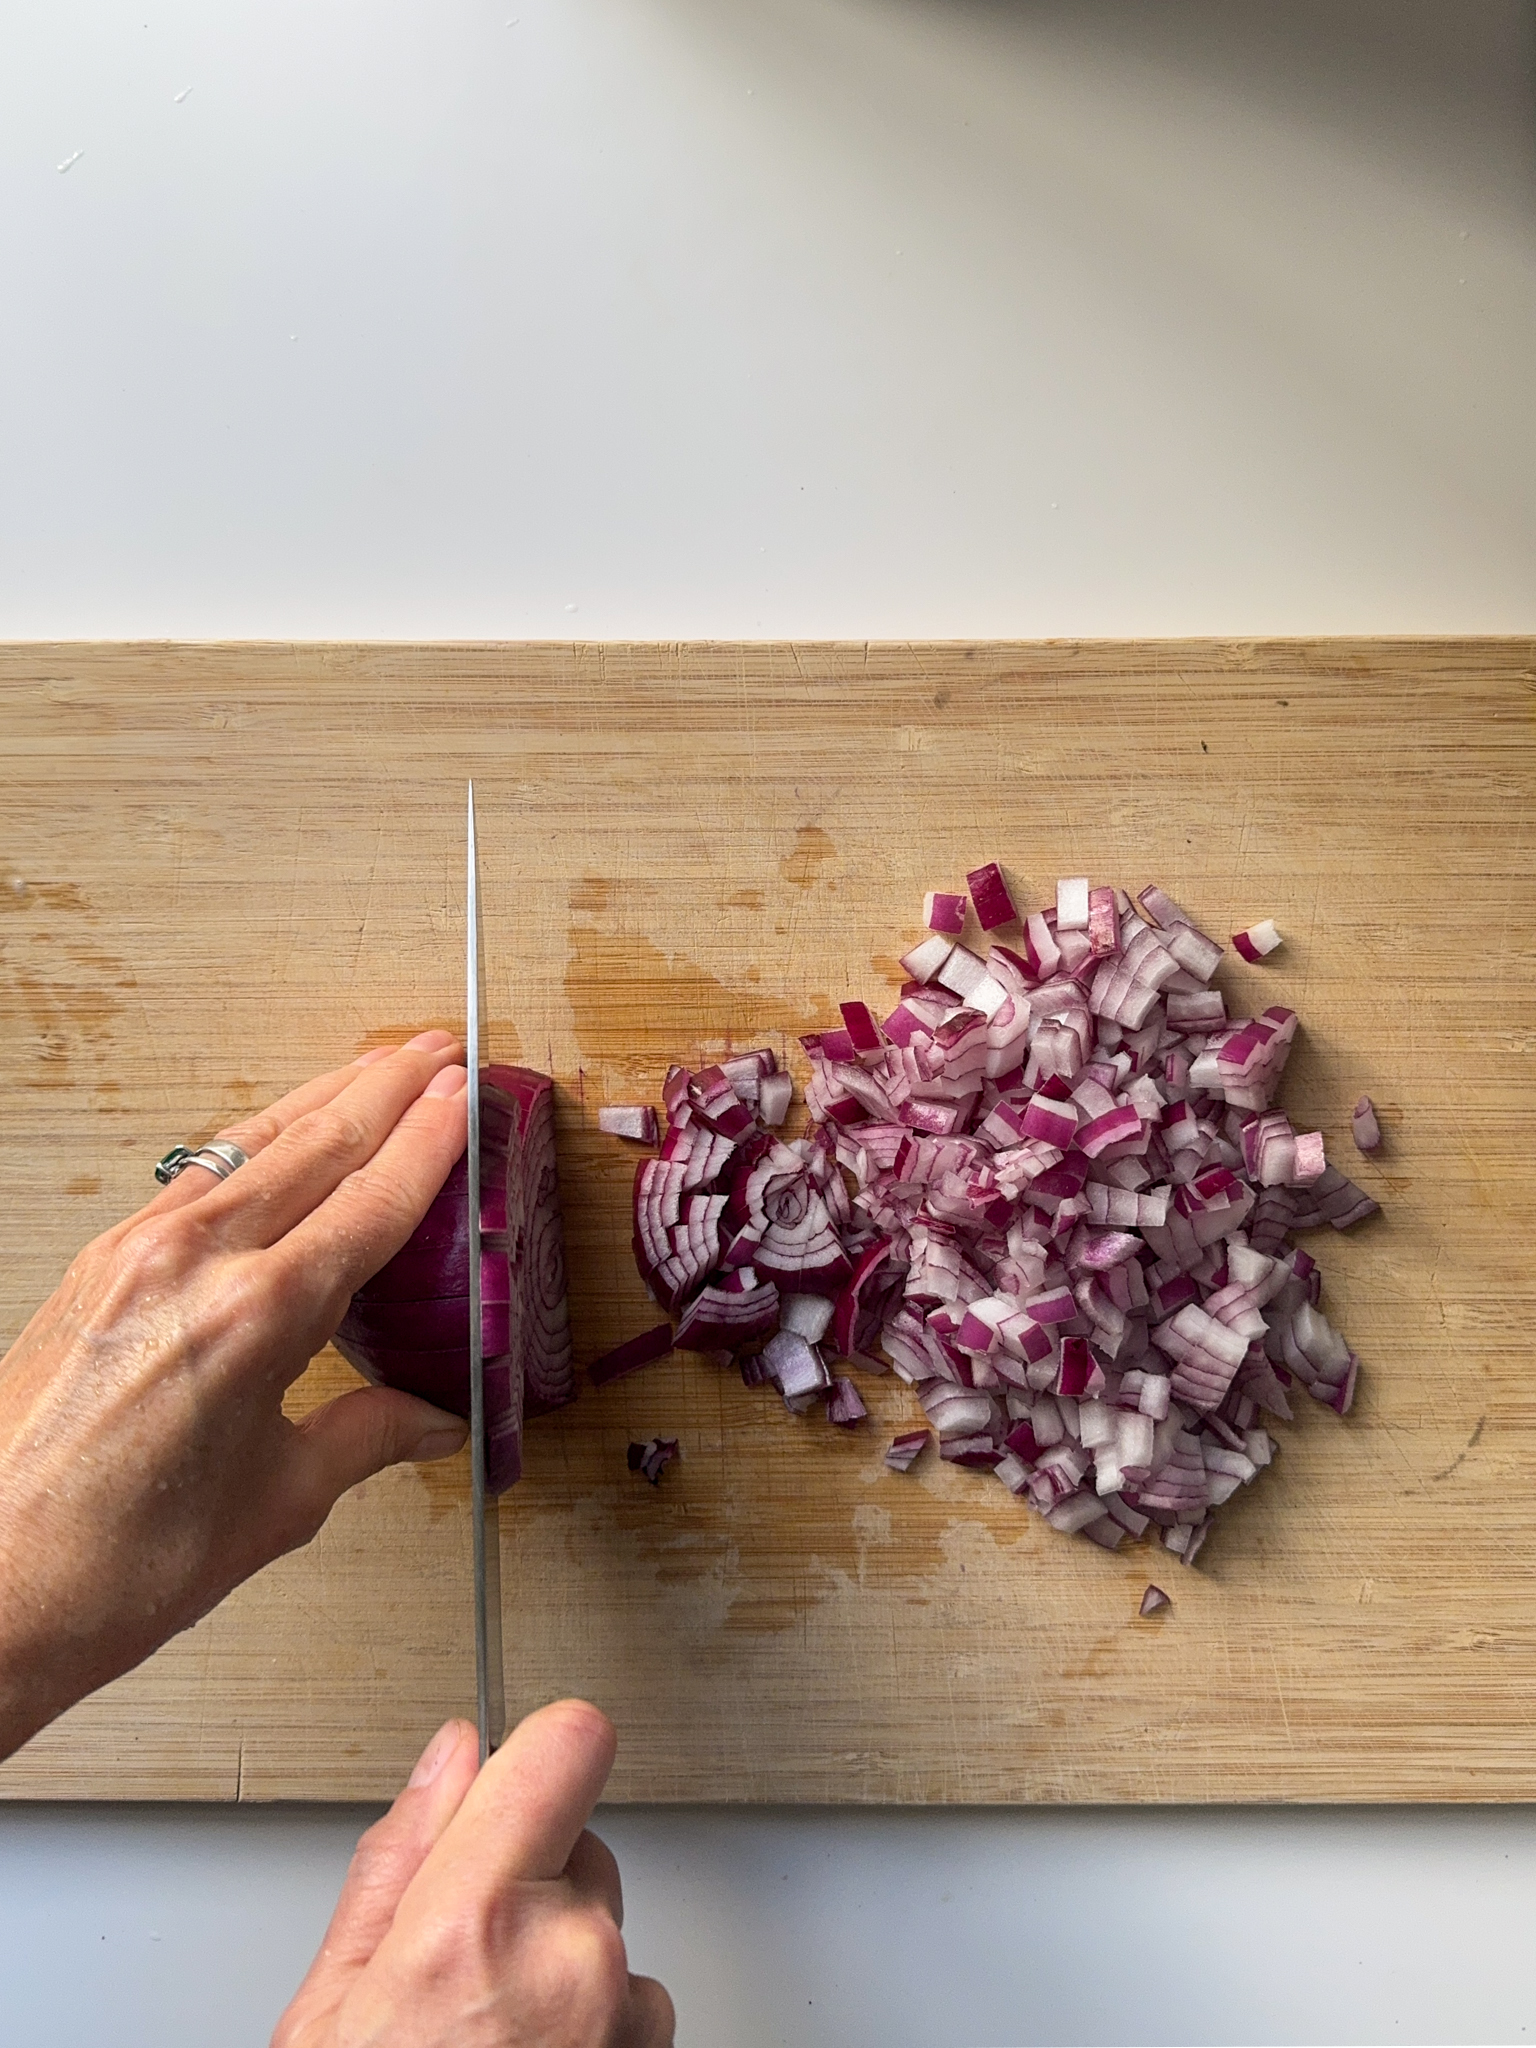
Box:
left=628, top=1436, right=680, bottom=1485
left=598, top=873, right=1381, bottom=1566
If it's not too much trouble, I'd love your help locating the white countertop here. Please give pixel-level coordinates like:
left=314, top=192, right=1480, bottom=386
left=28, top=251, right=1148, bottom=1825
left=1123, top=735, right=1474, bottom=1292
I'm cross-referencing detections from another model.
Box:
left=3, top=2, right=1534, bottom=2042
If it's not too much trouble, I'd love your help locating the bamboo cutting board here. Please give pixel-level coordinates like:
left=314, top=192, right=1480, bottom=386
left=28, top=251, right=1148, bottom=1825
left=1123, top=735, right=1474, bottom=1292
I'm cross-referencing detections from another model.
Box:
left=0, top=640, right=1532, bottom=1805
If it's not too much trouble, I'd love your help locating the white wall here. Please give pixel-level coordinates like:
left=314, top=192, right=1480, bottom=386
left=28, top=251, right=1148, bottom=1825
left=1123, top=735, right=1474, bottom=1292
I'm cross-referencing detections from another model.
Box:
left=2, top=3, right=1534, bottom=2043
left=3, top=0, right=1533, bottom=639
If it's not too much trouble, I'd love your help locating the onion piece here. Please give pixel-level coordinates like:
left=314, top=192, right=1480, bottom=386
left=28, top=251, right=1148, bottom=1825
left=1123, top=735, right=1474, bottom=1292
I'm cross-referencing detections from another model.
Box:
left=966, top=862, right=1018, bottom=930
left=758, top=1071, right=794, bottom=1127
left=1056, top=876, right=1090, bottom=930
left=628, top=1436, right=679, bottom=1485
left=589, top=1322, right=676, bottom=1387
left=925, top=891, right=968, bottom=934
left=1352, top=1095, right=1382, bottom=1152
left=598, top=1104, right=658, bottom=1143
left=885, top=1428, right=931, bottom=1471
left=900, top=933, right=953, bottom=983
left=1232, top=919, right=1283, bottom=963
left=827, top=1376, right=868, bottom=1426
left=1139, top=1584, right=1171, bottom=1617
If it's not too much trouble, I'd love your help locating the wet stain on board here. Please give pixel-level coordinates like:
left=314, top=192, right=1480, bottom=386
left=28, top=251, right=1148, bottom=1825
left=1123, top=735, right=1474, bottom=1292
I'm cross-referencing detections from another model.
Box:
left=779, top=826, right=835, bottom=888
left=1, top=878, right=91, bottom=915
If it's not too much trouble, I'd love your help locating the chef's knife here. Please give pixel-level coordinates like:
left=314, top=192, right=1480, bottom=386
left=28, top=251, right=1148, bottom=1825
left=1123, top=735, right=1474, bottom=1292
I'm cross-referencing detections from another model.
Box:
left=466, top=782, right=506, bottom=1763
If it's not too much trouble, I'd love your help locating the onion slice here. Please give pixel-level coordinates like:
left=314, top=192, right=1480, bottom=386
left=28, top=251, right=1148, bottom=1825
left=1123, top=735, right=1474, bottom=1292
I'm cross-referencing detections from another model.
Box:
left=589, top=1322, right=676, bottom=1387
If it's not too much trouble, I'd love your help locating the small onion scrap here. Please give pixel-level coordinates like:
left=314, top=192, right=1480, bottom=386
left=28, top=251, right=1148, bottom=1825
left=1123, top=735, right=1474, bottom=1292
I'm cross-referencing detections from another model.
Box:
left=1139, top=1583, right=1171, bottom=1617
left=1232, top=919, right=1283, bottom=964
left=628, top=1436, right=680, bottom=1485
left=599, top=1105, right=659, bottom=1143
left=1352, top=1095, right=1382, bottom=1152
left=595, top=876, right=1381, bottom=1567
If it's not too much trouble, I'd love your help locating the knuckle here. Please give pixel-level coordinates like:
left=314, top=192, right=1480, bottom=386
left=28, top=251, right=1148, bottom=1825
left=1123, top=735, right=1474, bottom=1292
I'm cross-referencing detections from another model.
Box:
left=298, top=1102, right=374, bottom=1176
left=634, top=1975, right=677, bottom=2046
left=114, top=1213, right=200, bottom=1294
left=221, top=1106, right=282, bottom=1156
left=343, top=1817, right=415, bottom=1900
left=557, top=1905, right=630, bottom=2015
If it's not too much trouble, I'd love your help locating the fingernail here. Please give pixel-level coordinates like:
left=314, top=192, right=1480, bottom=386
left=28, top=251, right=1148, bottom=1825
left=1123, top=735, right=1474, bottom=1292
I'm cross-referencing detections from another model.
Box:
left=409, top=1719, right=464, bottom=1788
left=410, top=1422, right=469, bottom=1461
left=354, top=1046, right=396, bottom=1066
left=424, top=1064, right=468, bottom=1099
left=405, top=1028, right=457, bottom=1052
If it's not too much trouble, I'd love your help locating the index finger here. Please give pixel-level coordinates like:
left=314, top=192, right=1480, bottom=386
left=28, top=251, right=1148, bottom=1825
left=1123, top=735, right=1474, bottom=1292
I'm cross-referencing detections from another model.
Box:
left=137, top=1044, right=408, bottom=1220
left=417, top=1700, right=617, bottom=1898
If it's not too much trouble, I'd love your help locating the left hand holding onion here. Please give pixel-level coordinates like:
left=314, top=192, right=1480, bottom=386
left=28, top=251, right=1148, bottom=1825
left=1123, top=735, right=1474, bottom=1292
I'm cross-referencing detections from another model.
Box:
left=0, top=1033, right=472, bottom=1762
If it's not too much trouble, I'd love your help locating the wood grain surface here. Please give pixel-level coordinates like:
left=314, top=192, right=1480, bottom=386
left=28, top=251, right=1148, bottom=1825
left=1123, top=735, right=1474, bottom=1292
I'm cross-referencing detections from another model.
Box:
left=0, top=640, right=1532, bottom=1804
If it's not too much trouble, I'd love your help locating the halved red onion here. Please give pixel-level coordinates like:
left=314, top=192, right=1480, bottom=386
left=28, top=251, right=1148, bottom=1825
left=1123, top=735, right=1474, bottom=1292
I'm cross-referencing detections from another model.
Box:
left=335, top=1065, right=572, bottom=1493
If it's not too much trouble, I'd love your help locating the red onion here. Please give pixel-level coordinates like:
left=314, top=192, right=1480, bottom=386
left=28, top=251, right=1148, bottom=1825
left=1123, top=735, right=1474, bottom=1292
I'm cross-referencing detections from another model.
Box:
left=589, top=1322, right=676, bottom=1387
left=599, top=1105, right=658, bottom=1143
left=924, top=891, right=968, bottom=934
left=1056, top=876, right=1090, bottom=929
left=335, top=1065, right=572, bottom=1493
left=827, top=1376, right=868, bottom=1426
left=1231, top=919, right=1282, bottom=963
left=1139, top=1584, right=1171, bottom=1616
left=628, top=1437, right=679, bottom=1485
left=966, top=862, right=1018, bottom=931
left=1353, top=1095, right=1382, bottom=1151
left=595, top=876, right=1379, bottom=1566
left=884, top=1428, right=931, bottom=1471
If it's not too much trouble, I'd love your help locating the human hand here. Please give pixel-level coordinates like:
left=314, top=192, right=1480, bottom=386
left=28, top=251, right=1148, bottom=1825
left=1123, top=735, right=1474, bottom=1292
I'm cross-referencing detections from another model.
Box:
left=274, top=1700, right=674, bottom=2048
left=0, top=1034, right=473, bottom=1759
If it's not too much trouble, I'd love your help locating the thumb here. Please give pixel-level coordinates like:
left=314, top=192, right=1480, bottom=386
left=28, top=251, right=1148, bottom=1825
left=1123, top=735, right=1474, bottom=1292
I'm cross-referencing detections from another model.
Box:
left=272, top=1720, right=480, bottom=2047
left=294, top=1383, right=468, bottom=1518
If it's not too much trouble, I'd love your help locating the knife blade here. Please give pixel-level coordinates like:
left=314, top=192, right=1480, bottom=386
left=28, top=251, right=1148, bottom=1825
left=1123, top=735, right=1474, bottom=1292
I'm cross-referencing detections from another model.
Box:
left=466, top=781, right=505, bottom=1764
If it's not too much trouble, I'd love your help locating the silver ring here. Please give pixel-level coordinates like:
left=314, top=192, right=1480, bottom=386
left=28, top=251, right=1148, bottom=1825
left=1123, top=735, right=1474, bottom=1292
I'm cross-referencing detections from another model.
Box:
left=154, top=1141, right=250, bottom=1186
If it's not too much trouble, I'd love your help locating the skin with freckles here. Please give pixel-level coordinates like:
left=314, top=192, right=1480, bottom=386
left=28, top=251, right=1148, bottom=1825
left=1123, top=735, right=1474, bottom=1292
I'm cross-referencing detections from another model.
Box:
left=0, top=1040, right=673, bottom=2048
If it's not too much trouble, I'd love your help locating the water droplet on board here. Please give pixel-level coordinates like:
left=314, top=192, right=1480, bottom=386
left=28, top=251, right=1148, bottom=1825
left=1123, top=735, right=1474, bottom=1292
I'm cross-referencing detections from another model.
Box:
left=174, top=86, right=192, bottom=103
left=57, top=150, right=84, bottom=173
